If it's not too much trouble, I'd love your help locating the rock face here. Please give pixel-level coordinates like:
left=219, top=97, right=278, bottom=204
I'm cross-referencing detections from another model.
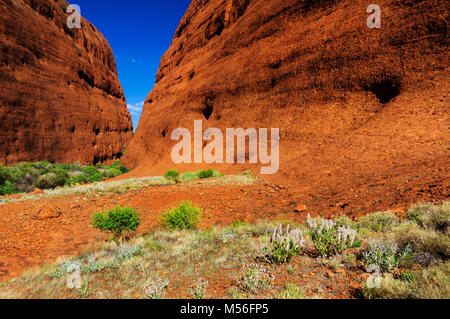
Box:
left=0, top=0, right=133, bottom=165
left=123, top=0, right=448, bottom=190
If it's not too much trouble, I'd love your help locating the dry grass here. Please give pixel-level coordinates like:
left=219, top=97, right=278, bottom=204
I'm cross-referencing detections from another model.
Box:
left=0, top=201, right=448, bottom=299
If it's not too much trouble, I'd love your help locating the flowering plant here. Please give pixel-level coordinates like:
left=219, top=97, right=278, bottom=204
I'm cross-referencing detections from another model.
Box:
left=271, top=224, right=306, bottom=263
left=307, top=214, right=357, bottom=257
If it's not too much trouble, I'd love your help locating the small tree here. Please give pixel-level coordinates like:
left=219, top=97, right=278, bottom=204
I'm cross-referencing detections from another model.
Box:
left=91, top=206, right=140, bottom=242
left=161, top=201, right=201, bottom=230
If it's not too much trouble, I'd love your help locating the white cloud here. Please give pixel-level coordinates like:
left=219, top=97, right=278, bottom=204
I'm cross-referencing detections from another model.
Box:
left=127, top=101, right=145, bottom=113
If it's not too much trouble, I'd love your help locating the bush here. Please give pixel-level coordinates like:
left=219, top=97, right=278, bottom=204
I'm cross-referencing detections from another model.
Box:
left=103, top=167, right=122, bottom=179
left=86, top=172, right=104, bottom=183
left=54, top=163, right=80, bottom=171
left=271, top=224, right=305, bottom=263
left=91, top=206, right=141, bottom=242
left=164, top=170, right=181, bottom=183
left=0, top=166, right=10, bottom=185
left=307, top=214, right=357, bottom=257
left=358, top=211, right=399, bottom=232
left=0, top=161, right=130, bottom=195
left=71, top=174, right=88, bottom=185
left=118, top=166, right=130, bottom=174
left=196, top=169, right=222, bottom=179
left=15, top=168, right=40, bottom=192
left=0, top=181, right=18, bottom=196
left=181, top=172, right=199, bottom=182
left=362, top=239, right=413, bottom=272
left=83, top=166, right=100, bottom=176
left=161, top=201, right=201, bottom=230
left=407, top=203, right=449, bottom=235
left=50, top=169, right=70, bottom=186
left=35, top=173, right=56, bottom=189
left=36, top=170, right=70, bottom=189
left=393, top=222, right=450, bottom=261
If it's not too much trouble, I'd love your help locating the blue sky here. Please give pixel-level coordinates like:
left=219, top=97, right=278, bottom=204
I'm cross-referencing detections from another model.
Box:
left=74, top=0, right=191, bottom=130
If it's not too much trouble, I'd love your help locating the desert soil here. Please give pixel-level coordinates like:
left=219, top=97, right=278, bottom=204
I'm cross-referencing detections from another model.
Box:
left=0, top=168, right=448, bottom=284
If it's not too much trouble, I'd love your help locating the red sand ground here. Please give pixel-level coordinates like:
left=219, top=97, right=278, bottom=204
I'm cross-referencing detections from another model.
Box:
left=0, top=169, right=447, bottom=284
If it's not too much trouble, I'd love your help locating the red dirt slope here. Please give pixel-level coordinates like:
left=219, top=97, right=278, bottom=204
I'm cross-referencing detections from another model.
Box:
left=0, top=0, right=133, bottom=165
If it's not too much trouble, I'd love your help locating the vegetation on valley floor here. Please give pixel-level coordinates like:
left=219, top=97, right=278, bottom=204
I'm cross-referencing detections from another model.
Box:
left=0, top=201, right=448, bottom=299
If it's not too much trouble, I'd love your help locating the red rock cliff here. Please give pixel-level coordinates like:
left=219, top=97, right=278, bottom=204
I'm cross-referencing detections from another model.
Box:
left=0, top=0, right=133, bottom=165
left=123, top=0, right=448, bottom=190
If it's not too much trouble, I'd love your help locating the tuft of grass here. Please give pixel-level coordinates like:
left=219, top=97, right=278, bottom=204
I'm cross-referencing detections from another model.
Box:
left=275, top=283, right=307, bottom=299
left=357, top=211, right=399, bottom=232
left=189, top=278, right=209, bottom=299
left=237, top=263, right=274, bottom=294
left=161, top=201, right=202, bottom=230
left=361, top=262, right=450, bottom=299
left=407, top=202, right=449, bottom=235
left=393, top=221, right=450, bottom=262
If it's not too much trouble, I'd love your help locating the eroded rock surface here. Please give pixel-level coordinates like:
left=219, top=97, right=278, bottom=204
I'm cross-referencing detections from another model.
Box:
left=0, top=0, right=133, bottom=165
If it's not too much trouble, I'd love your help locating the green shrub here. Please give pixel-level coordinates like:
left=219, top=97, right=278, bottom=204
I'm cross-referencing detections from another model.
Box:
left=0, top=166, right=10, bottom=185
left=87, top=172, right=104, bottom=183
left=161, top=201, right=201, bottom=230
left=83, top=166, right=100, bottom=176
left=103, top=167, right=122, bottom=179
left=0, top=181, right=19, bottom=196
left=196, top=169, right=222, bottom=179
left=400, top=270, right=416, bottom=282
left=1, top=161, right=129, bottom=194
left=54, top=163, right=80, bottom=171
left=72, top=174, right=88, bottom=184
left=50, top=169, right=70, bottom=186
left=164, top=170, right=181, bottom=183
left=181, top=172, right=199, bottom=182
left=91, top=206, right=141, bottom=242
left=358, top=211, right=399, bottom=232
left=118, top=166, right=130, bottom=174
